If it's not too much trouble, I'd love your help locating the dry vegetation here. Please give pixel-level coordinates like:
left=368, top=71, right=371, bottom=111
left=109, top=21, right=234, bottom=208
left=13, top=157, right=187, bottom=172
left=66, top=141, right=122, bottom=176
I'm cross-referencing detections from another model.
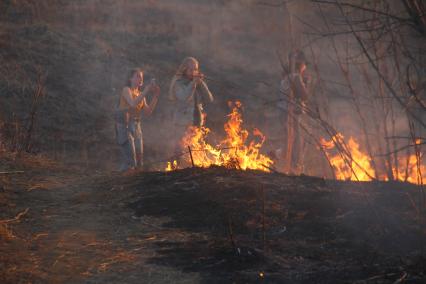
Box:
left=1, top=160, right=425, bottom=283
left=0, top=0, right=425, bottom=283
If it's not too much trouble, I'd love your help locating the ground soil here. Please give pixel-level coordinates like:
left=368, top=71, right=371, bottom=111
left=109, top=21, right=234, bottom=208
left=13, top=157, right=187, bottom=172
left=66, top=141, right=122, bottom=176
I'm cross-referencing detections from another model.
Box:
left=1, top=154, right=425, bottom=283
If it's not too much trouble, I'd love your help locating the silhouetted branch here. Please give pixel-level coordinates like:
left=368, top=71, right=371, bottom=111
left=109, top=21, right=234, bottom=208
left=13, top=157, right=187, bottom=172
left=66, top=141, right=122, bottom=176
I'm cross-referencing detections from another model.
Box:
left=312, top=0, right=412, bottom=24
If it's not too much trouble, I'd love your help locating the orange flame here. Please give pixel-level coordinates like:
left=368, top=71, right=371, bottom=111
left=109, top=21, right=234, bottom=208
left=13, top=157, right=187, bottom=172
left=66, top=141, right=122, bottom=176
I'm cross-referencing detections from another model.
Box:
left=321, top=135, right=424, bottom=184
left=320, top=133, right=376, bottom=181
left=391, top=139, right=425, bottom=184
left=165, top=160, right=177, bottom=172
left=167, top=101, right=273, bottom=171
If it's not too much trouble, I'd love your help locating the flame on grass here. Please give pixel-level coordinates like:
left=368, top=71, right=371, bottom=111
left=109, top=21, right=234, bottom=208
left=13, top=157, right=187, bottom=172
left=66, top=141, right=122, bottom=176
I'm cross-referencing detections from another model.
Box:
left=165, top=160, right=177, bottom=172
left=320, top=133, right=376, bottom=181
left=321, top=134, right=424, bottom=184
left=391, top=139, right=425, bottom=184
left=167, top=101, right=273, bottom=171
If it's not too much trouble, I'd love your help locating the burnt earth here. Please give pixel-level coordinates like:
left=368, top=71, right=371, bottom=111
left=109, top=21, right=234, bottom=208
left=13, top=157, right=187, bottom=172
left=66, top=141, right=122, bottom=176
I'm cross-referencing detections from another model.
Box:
left=126, top=167, right=426, bottom=283
left=1, top=162, right=425, bottom=283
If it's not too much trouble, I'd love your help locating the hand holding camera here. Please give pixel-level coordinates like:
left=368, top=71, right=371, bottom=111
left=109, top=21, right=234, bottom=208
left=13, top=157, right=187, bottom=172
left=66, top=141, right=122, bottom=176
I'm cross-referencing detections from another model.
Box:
left=193, top=71, right=205, bottom=84
left=150, top=78, right=160, bottom=98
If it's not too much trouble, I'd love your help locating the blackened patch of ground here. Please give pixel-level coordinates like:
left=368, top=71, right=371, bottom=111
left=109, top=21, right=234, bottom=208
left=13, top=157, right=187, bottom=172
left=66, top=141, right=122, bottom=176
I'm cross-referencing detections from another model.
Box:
left=1, top=160, right=425, bottom=283
left=127, top=167, right=426, bottom=283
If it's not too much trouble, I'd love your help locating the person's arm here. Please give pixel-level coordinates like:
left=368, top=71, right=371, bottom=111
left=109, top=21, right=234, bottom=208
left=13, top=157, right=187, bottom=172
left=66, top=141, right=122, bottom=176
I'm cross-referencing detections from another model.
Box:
left=122, top=87, right=149, bottom=108
left=198, top=80, right=214, bottom=103
left=293, top=74, right=309, bottom=102
left=143, top=85, right=160, bottom=116
left=168, top=78, right=177, bottom=101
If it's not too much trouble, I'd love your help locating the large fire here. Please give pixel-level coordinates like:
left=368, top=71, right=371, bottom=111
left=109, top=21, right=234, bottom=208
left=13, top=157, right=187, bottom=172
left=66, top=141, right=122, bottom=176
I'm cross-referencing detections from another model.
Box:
left=166, top=101, right=273, bottom=172
left=166, top=104, right=424, bottom=185
left=321, top=134, right=425, bottom=184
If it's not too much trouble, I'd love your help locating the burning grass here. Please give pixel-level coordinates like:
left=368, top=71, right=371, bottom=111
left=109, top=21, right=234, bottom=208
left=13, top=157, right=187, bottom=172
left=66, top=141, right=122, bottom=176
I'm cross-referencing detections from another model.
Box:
left=165, top=102, right=424, bottom=187
left=167, top=101, right=273, bottom=172
left=321, top=134, right=425, bottom=184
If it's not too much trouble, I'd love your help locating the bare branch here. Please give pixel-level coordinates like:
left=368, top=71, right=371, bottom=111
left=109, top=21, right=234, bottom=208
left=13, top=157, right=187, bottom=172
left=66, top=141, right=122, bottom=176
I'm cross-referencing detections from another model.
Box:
left=375, top=141, right=425, bottom=157
left=256, top=0, right=289, bottom=7
left=312, top=0, right=412, bottom=24
left=335, top=2, right=426, bottom=129
left=406, top=64, right=426, bottom=111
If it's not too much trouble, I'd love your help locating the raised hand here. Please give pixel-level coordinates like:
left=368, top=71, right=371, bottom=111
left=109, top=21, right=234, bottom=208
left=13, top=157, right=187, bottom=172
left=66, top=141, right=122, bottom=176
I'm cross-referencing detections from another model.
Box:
left=152, top=84, right=160, bottom=97
left=142, top=83, right=152, bottom=94
left=193, top=72, right=204, bottom=84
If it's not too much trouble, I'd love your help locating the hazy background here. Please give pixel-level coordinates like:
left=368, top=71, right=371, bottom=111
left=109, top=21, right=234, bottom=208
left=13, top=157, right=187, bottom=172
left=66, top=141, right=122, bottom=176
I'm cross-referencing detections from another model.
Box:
left=0, top=0, right=423, bottom=176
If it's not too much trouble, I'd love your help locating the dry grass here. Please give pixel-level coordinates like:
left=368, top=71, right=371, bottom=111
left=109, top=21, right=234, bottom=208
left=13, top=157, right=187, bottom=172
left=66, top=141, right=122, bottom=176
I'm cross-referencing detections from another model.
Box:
left=0, top=149, right=425, bottom=283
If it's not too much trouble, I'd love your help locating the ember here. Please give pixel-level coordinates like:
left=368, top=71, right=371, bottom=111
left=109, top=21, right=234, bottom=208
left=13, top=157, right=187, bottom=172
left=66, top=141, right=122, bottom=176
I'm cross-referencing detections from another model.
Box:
left=165, top=160, right=177, bottom=172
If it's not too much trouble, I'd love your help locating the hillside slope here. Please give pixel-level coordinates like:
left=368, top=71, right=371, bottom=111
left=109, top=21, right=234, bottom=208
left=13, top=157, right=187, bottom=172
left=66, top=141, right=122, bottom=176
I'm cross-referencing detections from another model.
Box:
left=1, top=160, right=425, bottom=283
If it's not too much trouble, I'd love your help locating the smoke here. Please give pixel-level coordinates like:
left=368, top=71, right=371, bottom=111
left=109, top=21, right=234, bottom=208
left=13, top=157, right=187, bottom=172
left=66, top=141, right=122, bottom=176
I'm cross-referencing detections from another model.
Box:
left=1, top=0, right=423, bottom=176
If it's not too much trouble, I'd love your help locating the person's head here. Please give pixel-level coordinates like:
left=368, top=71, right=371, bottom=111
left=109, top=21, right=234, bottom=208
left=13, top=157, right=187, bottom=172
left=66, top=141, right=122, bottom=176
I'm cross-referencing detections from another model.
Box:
left=126, top=68, right=144, bottom=88
left=169, top=57, right=200, bottom=101
left=176, top=57, right=199, bottom=80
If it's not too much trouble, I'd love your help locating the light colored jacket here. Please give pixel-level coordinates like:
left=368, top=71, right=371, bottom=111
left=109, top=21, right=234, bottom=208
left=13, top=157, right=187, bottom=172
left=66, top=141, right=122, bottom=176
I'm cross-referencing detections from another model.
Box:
left=171, top=77, right=214, bottom=127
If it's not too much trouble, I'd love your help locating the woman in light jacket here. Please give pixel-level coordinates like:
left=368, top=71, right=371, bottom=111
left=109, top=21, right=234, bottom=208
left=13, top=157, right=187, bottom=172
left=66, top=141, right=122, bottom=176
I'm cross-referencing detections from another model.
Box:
left=168, top=57, right=214, bottom=156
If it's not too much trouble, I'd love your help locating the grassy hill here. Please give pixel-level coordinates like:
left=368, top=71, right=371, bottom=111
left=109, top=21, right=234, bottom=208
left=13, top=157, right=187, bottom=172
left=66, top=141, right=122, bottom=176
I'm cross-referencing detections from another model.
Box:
left=0, top=0, right=292, bottom=171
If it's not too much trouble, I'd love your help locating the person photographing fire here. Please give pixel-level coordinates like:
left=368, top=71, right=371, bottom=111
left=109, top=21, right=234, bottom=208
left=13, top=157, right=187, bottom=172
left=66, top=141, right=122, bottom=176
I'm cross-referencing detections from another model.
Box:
left=280, top=50, right=311, bottom=174
left=168, top=57, right=214, bottom=159
left=115, top=68, right=160, bottom=172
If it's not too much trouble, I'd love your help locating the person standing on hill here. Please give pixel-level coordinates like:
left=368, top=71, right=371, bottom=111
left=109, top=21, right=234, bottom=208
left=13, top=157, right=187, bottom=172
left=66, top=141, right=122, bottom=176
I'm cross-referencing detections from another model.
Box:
left=280, top=51, right=310, bottom=174
left=115, top=68, right=160, bottom=171
left=168, top=57, right=214, bottom=158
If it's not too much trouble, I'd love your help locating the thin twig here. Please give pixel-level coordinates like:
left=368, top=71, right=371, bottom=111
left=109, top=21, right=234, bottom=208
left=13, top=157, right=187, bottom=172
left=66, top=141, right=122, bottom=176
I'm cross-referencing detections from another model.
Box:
left=0, top=171, right=25, bottom=175
left=374, top=141, right=425, bottom=157
left=0, top=208, right=29, bottom=224
left=187, top=146, right=195, bottom=168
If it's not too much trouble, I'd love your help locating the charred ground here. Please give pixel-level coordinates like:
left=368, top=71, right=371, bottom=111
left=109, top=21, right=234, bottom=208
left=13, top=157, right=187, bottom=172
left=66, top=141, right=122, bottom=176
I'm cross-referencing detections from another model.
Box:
left=1, top=155, right=425, bottom=283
